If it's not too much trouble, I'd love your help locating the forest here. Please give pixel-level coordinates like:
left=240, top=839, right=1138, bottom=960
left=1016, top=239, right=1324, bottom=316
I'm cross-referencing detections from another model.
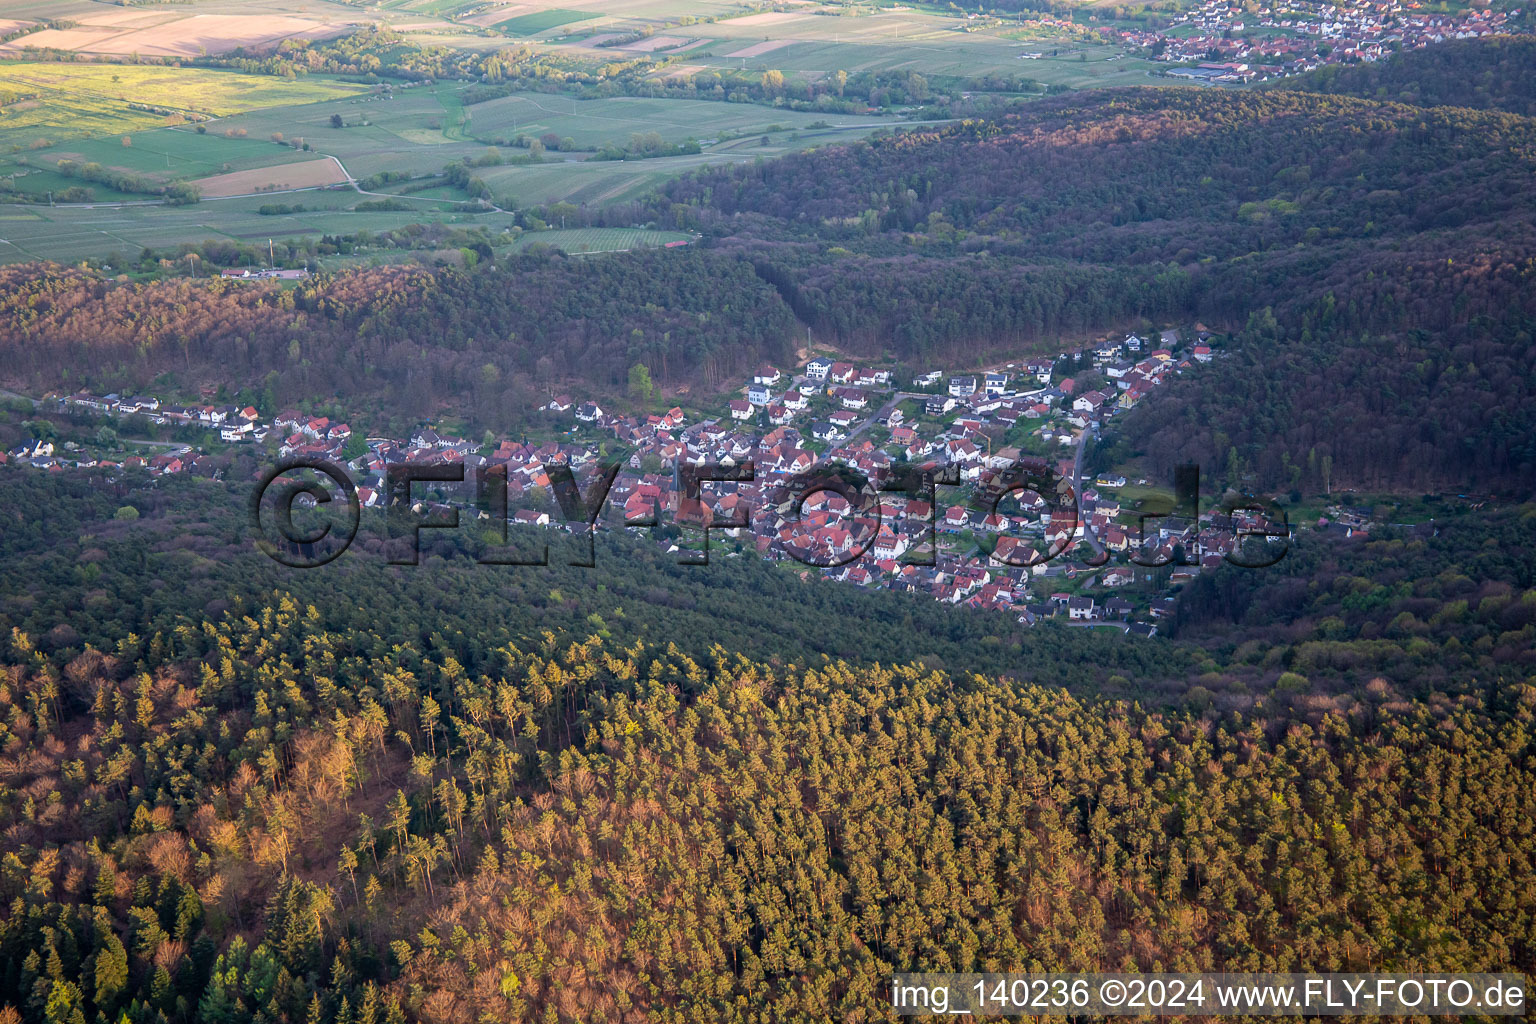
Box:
left=0, top=470, right=1533, bottom=1023
left=1280, top=34, right=1536, bottom=116
left=0, top=250, right=795, bottom=434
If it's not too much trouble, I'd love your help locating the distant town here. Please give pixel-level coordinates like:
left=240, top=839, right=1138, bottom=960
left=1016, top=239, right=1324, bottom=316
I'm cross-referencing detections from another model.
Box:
left=1112, top=0, right=1523, bottom=82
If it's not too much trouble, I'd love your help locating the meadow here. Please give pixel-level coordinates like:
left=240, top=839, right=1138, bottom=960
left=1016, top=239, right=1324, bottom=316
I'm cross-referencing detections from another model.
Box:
left=0, top=194, right=688, bottom=266
left=46, top=129, right=325, bottom=181
left=210, top=84, right=494, bottom=183
left=0, top=63, right=368, bottom=143
left=492, top=8, right=599, bottom=35
left=536, top=5, right=1162, bottom=84
left=473, top=122, right=888, bottom=205
left=0, top=192, right=487, bottom=266
left=503, top=226, right=691, bottom=251
left=0, top=63, right=373, bottom=198
left=463, top=92, right=851, bottom=147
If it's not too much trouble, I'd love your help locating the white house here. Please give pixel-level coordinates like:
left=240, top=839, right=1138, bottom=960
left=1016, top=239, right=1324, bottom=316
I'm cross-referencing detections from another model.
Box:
left=838, top=388, right=868, bottom=410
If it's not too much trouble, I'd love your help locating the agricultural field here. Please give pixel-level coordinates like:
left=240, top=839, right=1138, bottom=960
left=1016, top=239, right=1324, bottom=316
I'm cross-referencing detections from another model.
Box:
left=0, top=63, right=370, bottom=149
left=38, top=129, right=323, bottom=180
left=491, top=8, right=599, bottom=35
left=191, top=157, right=350, bottom=198
left=0, top=12, right=353, bottom=56
left=473, top=122, right=891, bottom=205
left=208, top=85, right=491, bottom=183
left=0, top=0, right=1165, bottom=264
left=538, top=5, right=1159, bottom=83
left=0, top=191, right=489, bottom=267
left=504, top=226, right=691, bottom=251
left=0, top=199, right=686, bottom=267
left=209, top=81, right=914, bottom=204
left=462, top=93, right=857, bottom=148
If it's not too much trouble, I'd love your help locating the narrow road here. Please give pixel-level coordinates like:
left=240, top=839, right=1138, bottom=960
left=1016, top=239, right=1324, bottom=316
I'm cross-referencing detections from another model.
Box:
left=328, top=155, right=512, bottom=213
left=843, top=390, right=924, bottom=443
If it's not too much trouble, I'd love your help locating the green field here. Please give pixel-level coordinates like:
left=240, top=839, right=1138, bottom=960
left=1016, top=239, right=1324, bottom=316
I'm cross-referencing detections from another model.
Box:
left=464, top=93, right=859, bottom=148
left=0, top=63, right=375, bottom=199
left=0, top=201, right=686, bottom=266
left=493, top=8, right=598, bottom=35
left=205, top=83, right=909, bottom=207
left=0, top=105, right=908, bottom=260
left=528, top=5, right=1164, bottom=86
left=507, top=226, right=691, bottom=252
left=209, top=85, right=496, bottom=183
left=0, top=193, right=492, bottom=266
left=43, top=129, right=321, bottom=181
left=0, top=63, right=370, bottom=150
left=476, top=123, right=889, bottom=205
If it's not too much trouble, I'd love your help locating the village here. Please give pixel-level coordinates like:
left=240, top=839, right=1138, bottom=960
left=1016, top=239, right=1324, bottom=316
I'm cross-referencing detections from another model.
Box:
left=3, top=326, right=1308, bottom=634
left=1111, top=0, right=1522, bottom=82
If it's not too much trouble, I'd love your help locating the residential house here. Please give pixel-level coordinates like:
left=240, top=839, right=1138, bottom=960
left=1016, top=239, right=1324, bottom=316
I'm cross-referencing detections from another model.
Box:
left=1073, top=392, right=1107, bottom=415
left=1101, top=567, right=1134, bottom=587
